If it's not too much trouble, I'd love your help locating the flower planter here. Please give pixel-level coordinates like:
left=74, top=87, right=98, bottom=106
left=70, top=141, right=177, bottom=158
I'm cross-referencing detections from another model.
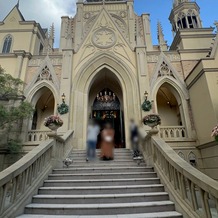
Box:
left=142, top=114, right=161, bottom=128
left=215, top=135, right=218, bottom=142
left=48, top=123, right=60, bottom=131
left=147, top=122, right=159, bottom=128
left=44, top=115, right=63, bottom=132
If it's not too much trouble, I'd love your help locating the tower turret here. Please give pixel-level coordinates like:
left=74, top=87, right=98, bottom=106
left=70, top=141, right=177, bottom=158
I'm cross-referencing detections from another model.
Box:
left=169, top=0, right=202, bottom=35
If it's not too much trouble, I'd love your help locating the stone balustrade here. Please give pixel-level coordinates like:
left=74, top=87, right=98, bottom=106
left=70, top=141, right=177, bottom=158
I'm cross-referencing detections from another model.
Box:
left=159, top=126, right=187, bottom=139
left=0, top=130, right=74, bottom=218
left=27, top=130, right=51, bottom=142
left=140, top=129, right=218, bottom=218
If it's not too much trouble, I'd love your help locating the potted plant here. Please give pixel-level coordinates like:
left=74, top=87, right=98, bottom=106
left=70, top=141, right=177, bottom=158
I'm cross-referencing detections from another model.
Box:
left=44, top=115, right=63, bottom=131
left=142, top=114, right=161, bottom=128
left=211, top=124, right=218, bottom=142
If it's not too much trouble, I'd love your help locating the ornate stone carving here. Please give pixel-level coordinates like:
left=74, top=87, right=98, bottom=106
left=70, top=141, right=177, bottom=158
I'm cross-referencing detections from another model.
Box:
left=84, top=12, right=91, bottom=20
left=111, top=14, right=128, bottom=39
left=29, top=58, right=62, bottom=66
left=138, top=17, right=144, bottom=38
left=36, top=66, right=53, bottom=82
left=147, top=55, right=159, bottom=63
left=92, top=28, right=116, bottom=49
left=166, top=54, right=181, bottom=61
left=120, top=11, right=127, bottom=18
left=158, top=62, right=174, bottom=77
left=84, top=15, right=97, bottom=37
left=178, top=151, right=185, bottom=160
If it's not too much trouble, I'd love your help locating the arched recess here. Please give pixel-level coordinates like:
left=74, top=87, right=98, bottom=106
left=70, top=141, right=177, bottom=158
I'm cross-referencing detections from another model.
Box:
left=26, top=81, right=59, bottom=131
left=72, top=53, right=140, bottom=149
left=151, top=76, right=193, bottom=139
left=89, top=69, right=125, bottom=148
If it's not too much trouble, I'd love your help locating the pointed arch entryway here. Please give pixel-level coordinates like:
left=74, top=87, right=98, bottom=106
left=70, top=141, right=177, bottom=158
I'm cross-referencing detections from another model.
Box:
left=89, top=69, right=125, bottom=148
left=71, top=54, right=140, bottom=149
left=151, top=76, right=194, bottom=139
left=25, top=81, right=59, bottom=132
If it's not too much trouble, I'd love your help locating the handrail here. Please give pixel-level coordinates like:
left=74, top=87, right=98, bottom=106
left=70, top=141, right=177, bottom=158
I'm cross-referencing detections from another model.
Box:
left=140, top=129, right=218, bottom=218
left=0, top=130, right=74, bottom=218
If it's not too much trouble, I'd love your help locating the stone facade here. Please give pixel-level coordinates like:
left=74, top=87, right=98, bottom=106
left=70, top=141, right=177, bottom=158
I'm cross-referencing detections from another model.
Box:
left=0, top=0, right=218, bottom=180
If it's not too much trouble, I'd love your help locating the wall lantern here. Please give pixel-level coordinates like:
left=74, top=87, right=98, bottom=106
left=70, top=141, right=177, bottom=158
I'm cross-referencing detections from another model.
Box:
left=57, top=93, right=69, bottom=115
left=61, top=93, right=66, bottom=104
left=141, top=91, right=152, bottom=112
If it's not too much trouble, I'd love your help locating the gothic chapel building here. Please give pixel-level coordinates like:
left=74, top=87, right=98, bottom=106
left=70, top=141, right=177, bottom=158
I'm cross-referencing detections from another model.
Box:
left=0, top=0, right=218, bottom=180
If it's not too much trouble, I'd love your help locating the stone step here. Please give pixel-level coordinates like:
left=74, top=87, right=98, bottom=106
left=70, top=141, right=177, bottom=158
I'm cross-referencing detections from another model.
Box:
left=70, top=151, right=132, bottom=157
left=73, top=149, right=132, bottom=153
left=70, top=156, right=134, bottom=161
left=70, top=152, right=133, bottom=157
left=48, top=172, right=157, bottom=180
left=52, top=166, right=153, bottom=174
left=68, top=162, right=146, bottom=168
left=39, top=184, right=165, bottom=195
left=17, top=211, right=183, bottom=218
left=24, top=201, right=175, bottom=215
left=72, top=160, right=142, bottom=164
left=32, top=192, right=169, bottom=204
left=43, top=178, right=160, bottom=187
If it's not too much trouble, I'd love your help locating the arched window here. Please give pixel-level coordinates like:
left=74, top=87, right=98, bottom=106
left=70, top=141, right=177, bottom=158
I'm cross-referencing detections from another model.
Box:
left=2, top=35, right=12, bottom=53
left=177, top=13, right=187, bottom=29
left=187, top=11, right=198, bottom=28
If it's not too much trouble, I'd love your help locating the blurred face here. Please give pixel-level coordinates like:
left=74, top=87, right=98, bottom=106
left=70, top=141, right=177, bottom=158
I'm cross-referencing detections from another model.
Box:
left=105, top=123, right=112, bottom=129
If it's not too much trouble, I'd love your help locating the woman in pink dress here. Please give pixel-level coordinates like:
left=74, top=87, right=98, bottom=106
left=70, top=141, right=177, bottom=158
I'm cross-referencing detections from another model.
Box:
left=100, top=123, right=115, bottom=160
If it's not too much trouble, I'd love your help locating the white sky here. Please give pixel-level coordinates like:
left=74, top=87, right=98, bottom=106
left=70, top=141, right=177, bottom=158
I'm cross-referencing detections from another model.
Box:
left=0, top=1, right=217, bottom=48
left=0, top=0, right=77, bottom=47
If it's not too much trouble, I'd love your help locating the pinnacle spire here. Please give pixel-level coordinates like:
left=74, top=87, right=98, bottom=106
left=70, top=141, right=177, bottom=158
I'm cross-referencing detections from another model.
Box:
left=49, top=23, right=55, bottom=41
left=173, top=0, right=190, bottom=8
left=157, top=21, right=168, bottom=51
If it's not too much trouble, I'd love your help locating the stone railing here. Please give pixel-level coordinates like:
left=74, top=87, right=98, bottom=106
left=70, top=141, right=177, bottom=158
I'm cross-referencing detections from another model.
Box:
left=27, top=130, right=51, bottom=142
left=140, top=129, right=218, bottom=218
left=0, top=130, right=74, bottom=218
left=159, top=126, right=187, bottom=140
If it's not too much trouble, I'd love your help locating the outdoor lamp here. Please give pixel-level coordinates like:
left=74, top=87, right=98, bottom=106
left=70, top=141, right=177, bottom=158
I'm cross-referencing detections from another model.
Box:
left=141, top=91, right=152, bottom=112
left=61, top=93, right=66, bottom=103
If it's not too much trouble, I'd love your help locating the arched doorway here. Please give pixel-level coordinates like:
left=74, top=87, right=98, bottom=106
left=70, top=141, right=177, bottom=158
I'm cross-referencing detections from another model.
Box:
left=88, top=69, right=125, bottom=148
left=156, top=83, right=186, bottom=138
left=31, top=87, right=55, bottom=130
left=157, top=84, right=182, bottom=126
left=72, top=54, right=141, bottom=149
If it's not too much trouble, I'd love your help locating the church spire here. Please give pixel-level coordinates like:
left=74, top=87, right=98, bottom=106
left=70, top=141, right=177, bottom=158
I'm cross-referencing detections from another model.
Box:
left=16, top=0, right=20, bottom=9
left=157, top=21, right=168, bottom=51
left=169, top=0, right=202, bottom=35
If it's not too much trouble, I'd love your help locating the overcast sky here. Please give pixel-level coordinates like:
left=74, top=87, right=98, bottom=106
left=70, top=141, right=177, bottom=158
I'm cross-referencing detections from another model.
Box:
left=0, top=0, right=218, bottom=47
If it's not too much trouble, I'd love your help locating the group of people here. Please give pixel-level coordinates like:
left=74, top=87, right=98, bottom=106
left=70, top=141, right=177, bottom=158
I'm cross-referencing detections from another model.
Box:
left=86, top=119, right=140, bottom=161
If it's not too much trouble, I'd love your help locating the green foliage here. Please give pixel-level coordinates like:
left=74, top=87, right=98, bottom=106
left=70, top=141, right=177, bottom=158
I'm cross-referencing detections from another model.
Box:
left=0, top=102, right=34, bottom=128
left=7, top=139, right=23, bottom=154
left=0, top=66, right=34, bottom=129
left=0, top=66, right=24, bottom=98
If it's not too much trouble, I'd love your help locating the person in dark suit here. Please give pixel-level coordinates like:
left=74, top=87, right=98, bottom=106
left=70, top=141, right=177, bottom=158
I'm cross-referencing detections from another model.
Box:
left=130, top=119, right=140, bottom=157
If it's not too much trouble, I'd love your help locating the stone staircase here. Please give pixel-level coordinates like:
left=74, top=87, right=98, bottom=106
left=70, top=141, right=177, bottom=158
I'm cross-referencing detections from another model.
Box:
left=17, top=149, right=182, bottom=217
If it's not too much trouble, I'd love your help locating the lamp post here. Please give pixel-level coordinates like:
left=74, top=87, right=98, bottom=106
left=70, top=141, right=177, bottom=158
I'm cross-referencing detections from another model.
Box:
left=61, top=93, right=66, bottom=104
left=141, top=91, right=152, bottom=112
